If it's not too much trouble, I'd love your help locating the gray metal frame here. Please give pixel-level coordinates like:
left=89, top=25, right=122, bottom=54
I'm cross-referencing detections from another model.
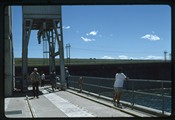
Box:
left=22, top=6, right=66, bottom=92
left=5, top=6, right=14, bottom=96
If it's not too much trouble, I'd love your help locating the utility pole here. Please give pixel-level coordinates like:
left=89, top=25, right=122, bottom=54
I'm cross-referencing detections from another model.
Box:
left=65, top=44, right=71, bottom=65
left=164, top=50, right=167, bottom=62
left=169, top=53, right=171, bottom=61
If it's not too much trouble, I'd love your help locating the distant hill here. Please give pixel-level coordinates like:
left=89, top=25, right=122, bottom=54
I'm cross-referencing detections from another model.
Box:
left=14, top=58, right=167, bottom=66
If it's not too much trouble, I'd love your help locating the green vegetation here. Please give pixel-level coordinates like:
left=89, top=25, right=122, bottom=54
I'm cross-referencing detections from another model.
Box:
left=14, top=58, right=167, bottom=67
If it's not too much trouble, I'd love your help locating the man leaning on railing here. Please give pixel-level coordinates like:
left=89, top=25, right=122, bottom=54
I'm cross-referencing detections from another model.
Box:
left=113, top=67, right=129, bottom=108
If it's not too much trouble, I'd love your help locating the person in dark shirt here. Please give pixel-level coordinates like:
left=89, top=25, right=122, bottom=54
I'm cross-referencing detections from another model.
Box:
left=50, top=70, right=57, bottom=92
left=65, top=67, right=70, bottom=88
left=30, top=68, right=40, bottom=98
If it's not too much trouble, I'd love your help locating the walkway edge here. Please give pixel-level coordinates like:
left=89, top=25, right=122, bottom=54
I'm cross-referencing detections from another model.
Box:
left=66, top=89, right=142, bottom=117
left=67, top=87, right=171, bottom=117
left=26, top=95, right=36, bottom=118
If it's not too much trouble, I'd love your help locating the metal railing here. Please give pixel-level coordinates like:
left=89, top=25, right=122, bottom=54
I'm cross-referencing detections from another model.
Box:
left=68, top=76, right=172, bottom=115
left=14, top=75, right=172, bottom=115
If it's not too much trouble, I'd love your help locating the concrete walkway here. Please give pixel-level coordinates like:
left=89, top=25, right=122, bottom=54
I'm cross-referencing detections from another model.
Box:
left=4, top=85, right=154, bottom=118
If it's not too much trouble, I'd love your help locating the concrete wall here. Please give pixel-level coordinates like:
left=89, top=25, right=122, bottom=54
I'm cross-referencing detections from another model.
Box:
left=15, top=62, right=171, bottom=80
left=5, top=6, right=14, bottom=97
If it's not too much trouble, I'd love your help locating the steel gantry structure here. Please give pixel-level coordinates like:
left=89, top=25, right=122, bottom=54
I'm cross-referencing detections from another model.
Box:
left=22, top=6, right=66, bottom=92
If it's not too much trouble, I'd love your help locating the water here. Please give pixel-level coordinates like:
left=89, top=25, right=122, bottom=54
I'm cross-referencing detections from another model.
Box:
left=101, top=88, right=172, bottom=113
left=69, top=78, right=172, bottom=113
left=129, top=89, right=172, bottom=112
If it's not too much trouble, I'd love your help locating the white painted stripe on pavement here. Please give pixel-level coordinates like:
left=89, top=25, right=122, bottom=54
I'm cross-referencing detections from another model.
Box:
left=42, top=89, right=49, bottom=94
left=4, top=98, right=11, bottom=111
left=44, top=93, right=95, bottom=117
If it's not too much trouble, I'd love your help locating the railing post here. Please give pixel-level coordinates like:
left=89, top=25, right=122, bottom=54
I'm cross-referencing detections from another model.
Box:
left=131, top=80, right=135, bottom=109
left=74, top=76, right=76, bottom=90
left=59, top=76, right=171, bottom=113
left=98, top=78, right=100, bottom=98
left=161, top=80, right=164, bottom=115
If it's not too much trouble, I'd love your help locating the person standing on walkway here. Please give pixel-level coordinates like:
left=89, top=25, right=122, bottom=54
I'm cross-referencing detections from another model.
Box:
left=113, top=67, right=128, bottom=108
left=30, top=68, right=40, bottom=98
left=41, top=72, right=45, bottom=87
left=65, top=67, right=70, bottom=88
left=50, top=70, right=57, bottom=92
left=78, top=76, right=83, bottom=93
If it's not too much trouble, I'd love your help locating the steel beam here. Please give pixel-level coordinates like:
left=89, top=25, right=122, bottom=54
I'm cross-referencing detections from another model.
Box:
left=46, top=30, right=55, bottom=73
left=172, top=3, right=175, bottom=116
left=53, top=19, right=66, bottom=90
left=51, top=30, right=55, bottom=72
left=21, top=6, right=64, bottom=91
left=22, top=19, right=32, bottom=92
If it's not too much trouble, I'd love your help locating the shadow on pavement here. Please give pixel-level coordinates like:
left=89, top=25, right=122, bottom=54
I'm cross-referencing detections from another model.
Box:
left=11, top=89, right=44, bottom=98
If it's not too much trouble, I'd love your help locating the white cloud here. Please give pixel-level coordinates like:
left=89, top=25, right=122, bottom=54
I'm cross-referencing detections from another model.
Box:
left=144, top=55, right=163, bottom=60
left=98, top=55, right=163, bottom=60
left=101, top=56, right=114, bottom=59
left=86, top=31, right=98, bottom=36
left=118, top=55, right=163, bottom=60
left=118, top=55, right=129, bottom=59
left=129, top=57, right=140, bottom=60
left=141, top=34, right=160, bottom=41
left=81, top=37, right=95, bottom=42
left=63, top=26, right=70, bottom=29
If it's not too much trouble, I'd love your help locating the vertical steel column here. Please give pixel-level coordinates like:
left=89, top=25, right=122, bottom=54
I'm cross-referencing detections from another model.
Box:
left=5, top=6, right=13, bottom=96
left=53, top=20, right=66, bottom=90
left=46, top=30, right=55, bottom=73
left=172, top=4, right=175, bottom=116
left=46, top=31, right=51, bottom=73
left=49, top=30, right=53, bottom=73
left=51, top=30, right=55, bottom=71
left=22, top=19, right=32, bottom=92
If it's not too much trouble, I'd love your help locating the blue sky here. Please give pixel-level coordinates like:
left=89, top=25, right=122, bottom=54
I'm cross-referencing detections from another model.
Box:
left=12, top=5, right=171, bottom=60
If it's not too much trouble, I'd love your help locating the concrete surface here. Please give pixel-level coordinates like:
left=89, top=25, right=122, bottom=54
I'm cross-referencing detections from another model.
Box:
left=4, top=85, right=158, bottom=118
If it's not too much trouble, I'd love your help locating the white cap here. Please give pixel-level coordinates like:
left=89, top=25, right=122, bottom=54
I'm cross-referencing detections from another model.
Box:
left=34, top=68, right=37, bottom=71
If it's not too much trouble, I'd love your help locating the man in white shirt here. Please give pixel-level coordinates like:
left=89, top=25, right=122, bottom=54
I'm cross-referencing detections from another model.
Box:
left=113, top=67, right=128, bottom=108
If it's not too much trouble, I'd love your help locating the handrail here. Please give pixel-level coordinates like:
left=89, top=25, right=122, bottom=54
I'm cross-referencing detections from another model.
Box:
left=15, top=75, right=171, bottom=115
left=69, top=81, right=171, bottom=98
left=68, top=76, right=172, bottom=115
left=69, top=75, right=171, bottom=82
left=128, top=79, right=171, bottom=83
